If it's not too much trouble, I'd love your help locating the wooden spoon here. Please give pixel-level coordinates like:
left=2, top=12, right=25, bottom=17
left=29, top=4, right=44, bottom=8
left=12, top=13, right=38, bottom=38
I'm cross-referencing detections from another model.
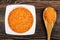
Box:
left=43, top=7, right=57, bottom=40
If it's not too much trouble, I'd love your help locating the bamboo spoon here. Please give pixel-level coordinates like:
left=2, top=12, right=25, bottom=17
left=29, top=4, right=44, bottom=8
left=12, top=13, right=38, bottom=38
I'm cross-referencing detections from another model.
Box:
left=43, top=7, right=57, bottom=40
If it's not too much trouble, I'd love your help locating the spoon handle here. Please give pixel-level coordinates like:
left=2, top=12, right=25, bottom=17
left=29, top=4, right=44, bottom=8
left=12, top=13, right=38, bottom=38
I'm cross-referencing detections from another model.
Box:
left=46, top=22, right=53, bottom=40
left=48, top=34, right=50, bottom=40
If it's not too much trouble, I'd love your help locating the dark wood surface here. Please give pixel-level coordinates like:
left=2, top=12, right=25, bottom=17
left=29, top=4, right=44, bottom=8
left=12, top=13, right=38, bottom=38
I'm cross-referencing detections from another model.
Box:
left=0, top=1, right=60, bottom=40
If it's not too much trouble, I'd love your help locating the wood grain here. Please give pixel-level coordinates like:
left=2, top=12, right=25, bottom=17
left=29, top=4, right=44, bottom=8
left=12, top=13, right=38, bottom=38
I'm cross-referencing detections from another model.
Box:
left=0, top=1, right=60, bottom=40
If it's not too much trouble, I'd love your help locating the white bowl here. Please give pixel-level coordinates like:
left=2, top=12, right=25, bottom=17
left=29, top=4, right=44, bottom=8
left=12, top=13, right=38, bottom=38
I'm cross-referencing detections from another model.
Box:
left=5, top=4, right=36, bottom=35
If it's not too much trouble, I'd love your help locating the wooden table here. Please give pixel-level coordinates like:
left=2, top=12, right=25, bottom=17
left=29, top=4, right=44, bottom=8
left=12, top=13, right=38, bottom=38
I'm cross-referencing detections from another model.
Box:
left=0, top=1, right=60, bottom=40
